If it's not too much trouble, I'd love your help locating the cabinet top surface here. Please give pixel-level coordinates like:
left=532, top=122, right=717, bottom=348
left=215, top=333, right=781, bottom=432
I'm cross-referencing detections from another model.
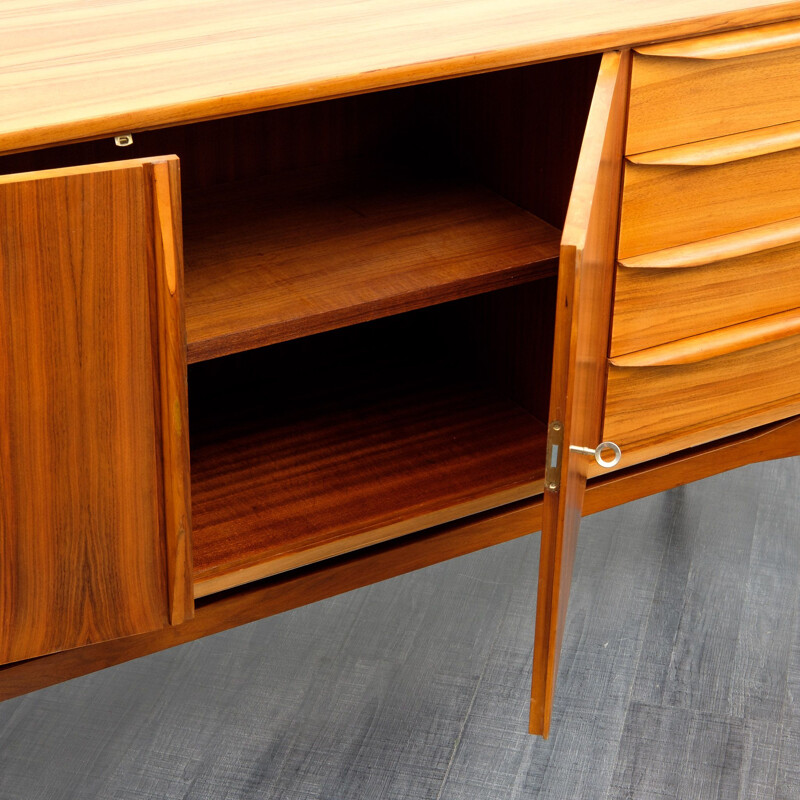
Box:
left=3, top=0, right=800, bottom=153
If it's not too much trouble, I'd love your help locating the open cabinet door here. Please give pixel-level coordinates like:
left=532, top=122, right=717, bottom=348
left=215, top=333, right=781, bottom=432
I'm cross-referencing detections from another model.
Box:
left=530, top=51, right=630, bottom=736
left=0, top=157, right=193, bottom=665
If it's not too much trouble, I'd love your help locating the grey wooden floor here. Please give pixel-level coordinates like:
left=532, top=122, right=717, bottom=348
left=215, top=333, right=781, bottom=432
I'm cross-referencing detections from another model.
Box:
left=1, top=457, right=798, bottom=799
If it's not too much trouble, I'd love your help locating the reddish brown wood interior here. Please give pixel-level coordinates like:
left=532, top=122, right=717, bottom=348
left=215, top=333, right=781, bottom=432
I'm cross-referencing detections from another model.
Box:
left=188, top=284, right=558, bottom=595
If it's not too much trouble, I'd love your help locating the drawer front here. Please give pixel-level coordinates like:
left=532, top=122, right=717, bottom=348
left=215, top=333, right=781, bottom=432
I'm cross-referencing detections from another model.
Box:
left=618, top=146, right=800, bottom=259
left=611, top=221, right=800, bottom=356
left=604, top=329, right=800, bottom=466
left=627, top=22, right=800, bottom=154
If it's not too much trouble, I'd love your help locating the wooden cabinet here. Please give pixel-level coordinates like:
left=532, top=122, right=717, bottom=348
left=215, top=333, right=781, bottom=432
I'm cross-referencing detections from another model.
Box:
left=1, top=4, right=799, bottom=744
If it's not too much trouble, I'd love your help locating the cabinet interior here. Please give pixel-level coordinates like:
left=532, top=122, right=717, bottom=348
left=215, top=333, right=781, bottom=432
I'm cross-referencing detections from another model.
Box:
left=0, top=55, right=600, bottom=598
left=188, top=284, right=557, bottom=596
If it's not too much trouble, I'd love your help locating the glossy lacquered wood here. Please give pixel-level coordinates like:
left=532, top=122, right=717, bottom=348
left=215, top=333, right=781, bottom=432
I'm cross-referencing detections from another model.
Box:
left=611, top=220, right=800, bottom=355
left=627, top=20, right=800, bottom=154
left=3, top=1, right=800, bottom=154
left=3, top=411, right=798, bottom=705
left=618, top=145, right=800, bottom=259
left=629, top=119, right=800, bottom=166
left=604, top=328, right=800, bottom=467
left=619, top=215, right=800, bottom=268
left=637, top=17, right=800, bottom=58
left=148, top=159, right=194, bottom=626
left=184, top=166, right=560, bottom=362
left=191, top=373, right=547, bottom=598
left=0, top=157, right=191, bottom=665
left=611, top=308, right=800, bottom=367
left=531, top=50, right=629, bottom=738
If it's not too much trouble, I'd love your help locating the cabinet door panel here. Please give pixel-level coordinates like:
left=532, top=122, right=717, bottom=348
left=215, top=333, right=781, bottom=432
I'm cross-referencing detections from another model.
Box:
left=0, top=157, right=192, bottom=665
left=530, top=51, right=630, bottom=737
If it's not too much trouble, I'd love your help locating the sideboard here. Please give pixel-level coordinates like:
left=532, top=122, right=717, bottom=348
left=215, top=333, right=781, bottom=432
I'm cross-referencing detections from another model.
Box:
left=1, top=0, right=800, bottom=739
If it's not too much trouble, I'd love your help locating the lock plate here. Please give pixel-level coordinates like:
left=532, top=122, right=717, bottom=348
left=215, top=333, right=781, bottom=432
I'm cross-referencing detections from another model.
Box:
left=544, top=420, right=564, bottom=492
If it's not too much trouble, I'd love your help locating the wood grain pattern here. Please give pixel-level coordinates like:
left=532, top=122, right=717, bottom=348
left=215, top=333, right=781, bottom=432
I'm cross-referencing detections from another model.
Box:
left=531, top=50, right=629, bottom=737
left=147, top=159, right=194, bottom=625
left=0, top=157, right=189, bottom=664
left=610, top=308, right=800, bottom=366
left=636, top=17, right=800, bottom=57
left=602, top=404, right=800, bottom=473
left=2, top=412, right=798, bottom=704
left=2, top=1, right=800, bottom=153
left=627, top=44, right=800, bottom=154
left=184, top=165, right=560, bottom=362
left=191, top=370, right=548, bottom=598
left=604, top=331, right=800, bottom=466
left=618, top=146, right=800, bottom=259
left=612, top=236, right=800, bottom=355
left=625, top=301, right=800, bottom=365
left=628, top=119, right=800, bottom=166
left=436, top=54, right=602, bottom=231
left=455, top=279, right=559, bottom=424
left=618, top=216, right=800, bottom=268
left=583, top=415, right=800, bottom=500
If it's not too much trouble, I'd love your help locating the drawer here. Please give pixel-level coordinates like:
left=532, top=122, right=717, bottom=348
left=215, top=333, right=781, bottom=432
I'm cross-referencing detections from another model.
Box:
left=618, top=137, right=800, bottom=259
left=604, top=310, right=800, bottom=467
left=611, top=218, right=800, bottom=356
left=627, top=20, right=800, bottom=154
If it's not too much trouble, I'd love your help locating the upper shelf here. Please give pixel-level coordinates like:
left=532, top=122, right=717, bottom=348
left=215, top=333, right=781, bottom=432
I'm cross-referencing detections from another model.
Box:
left=183, top=163, right=561, bottom=362
left=3, top=1, right=800, bottom=153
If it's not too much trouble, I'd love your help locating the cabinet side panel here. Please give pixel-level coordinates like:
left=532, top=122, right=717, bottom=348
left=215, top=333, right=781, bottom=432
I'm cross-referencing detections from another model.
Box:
left=0, top=165, right=170, bottom=663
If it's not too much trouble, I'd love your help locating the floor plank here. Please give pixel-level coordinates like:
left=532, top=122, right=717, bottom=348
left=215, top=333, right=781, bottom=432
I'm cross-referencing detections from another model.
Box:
left=644, top=481, right=758, bottom=716
left=729, top=460, right=799, bottom=720
left=608, top=703, right=783, bottom=800
left=437, top=494, right=676, bottom=800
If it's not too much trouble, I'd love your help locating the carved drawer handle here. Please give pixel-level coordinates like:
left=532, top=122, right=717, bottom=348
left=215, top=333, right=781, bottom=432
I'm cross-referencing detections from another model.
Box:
left=635, top=19, right=800, bottom=60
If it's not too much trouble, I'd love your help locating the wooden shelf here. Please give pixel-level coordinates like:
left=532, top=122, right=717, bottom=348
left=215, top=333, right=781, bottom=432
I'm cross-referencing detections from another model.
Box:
left=184, top=163, right=561, bottom=362
left=190, top=368, right=547, bottom=597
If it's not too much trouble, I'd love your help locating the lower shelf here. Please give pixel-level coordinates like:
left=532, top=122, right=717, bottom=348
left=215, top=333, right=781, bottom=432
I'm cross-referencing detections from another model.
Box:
left=190, top=370, right=547, bottom=597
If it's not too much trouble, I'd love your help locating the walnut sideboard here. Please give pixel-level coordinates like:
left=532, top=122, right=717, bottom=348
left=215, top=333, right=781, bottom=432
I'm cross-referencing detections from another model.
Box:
left=2, top=1, right=800, bottom=739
